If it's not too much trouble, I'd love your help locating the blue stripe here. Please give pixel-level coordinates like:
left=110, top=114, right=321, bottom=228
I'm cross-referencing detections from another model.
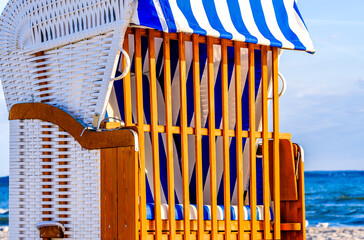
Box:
left=176, top=0, right=207, bottom=35
left=226, top=0, right=258, bottom=43
left=293, top=1, right=308, bottom=30
left=273, top=0, right=306, bottom=50
left=158, top=0, right=178, bottom=32
left=249, top=0, right=282, bottom=47
left=137, top=0, right=163, bottom=31
left=201, top=0, right=233, bottom=39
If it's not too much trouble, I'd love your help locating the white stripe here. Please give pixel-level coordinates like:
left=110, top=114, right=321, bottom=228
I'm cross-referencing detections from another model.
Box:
left=261, top=0, right=295, bottom=49
left=168, top=0, right=194, bottom=33
left=213, top=0, right=246, bottom=42
left=190, top=0, right=220, bottom=38
left=153, top=0, right=169, bottom=31
left=283, top=0, right=314, bottom=51
left=236, top=0, right=270, bottom=45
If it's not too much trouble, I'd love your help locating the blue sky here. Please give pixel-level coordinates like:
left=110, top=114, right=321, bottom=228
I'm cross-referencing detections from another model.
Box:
left=0, top=0, right=364, bottom=176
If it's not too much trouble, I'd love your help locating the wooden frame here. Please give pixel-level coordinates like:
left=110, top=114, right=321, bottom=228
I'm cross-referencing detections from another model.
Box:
left=10, top=27, right=307, bottom=240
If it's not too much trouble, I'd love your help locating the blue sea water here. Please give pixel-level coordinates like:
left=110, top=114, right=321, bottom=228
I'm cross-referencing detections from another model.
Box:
left=305, top=171, right=364, bottom=227
left=0, top=172, right=363, bottom=227
left=0, top=176, right=9, bottom=226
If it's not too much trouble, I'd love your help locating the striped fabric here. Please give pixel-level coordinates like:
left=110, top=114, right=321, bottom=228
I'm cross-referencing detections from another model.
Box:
left=131, top=0, right=314, bottom=53
left=108, top=34, right=272, bottom=206
left=146, top=203, right=273, bottom=221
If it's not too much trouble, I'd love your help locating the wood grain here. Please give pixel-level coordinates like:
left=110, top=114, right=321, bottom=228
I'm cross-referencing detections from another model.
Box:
left=9, top=102, right=136, bottom=149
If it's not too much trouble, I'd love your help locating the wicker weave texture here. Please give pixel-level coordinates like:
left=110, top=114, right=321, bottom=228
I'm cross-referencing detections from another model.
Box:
left=0, top=1, right=137, bottom=238
left=9, top=120, right=101, bottom=239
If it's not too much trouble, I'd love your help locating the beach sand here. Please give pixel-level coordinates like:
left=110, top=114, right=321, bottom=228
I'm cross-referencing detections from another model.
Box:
left=306, top=227, right=364, bottom=240
left=0, top=227, right=363, bottom=239
left=0, top=227, right=8, bottom=240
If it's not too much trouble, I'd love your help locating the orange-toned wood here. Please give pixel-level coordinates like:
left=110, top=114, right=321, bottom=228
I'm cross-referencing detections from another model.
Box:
left=134, top=28, right=147, bottom=240
left=117, top=146, right=138, bottom=240
left=148, top=29, right=163, bottom=240
left=144, top=220, right=301, bottom=232
left=234, top=41, right=245, bottom=240
left=101, top=146, right=138, bottom=240
left=123, top=34, right=133, bottom=126
left=125, top=27, right=271, bottom=50
left=9, top=103, right=136, bottom=149
left=261, top=46, right=272, bottom=240
left=99, top=121, right=122, bottom=130
left=38, top=226, right=64, bottom=239
left=281, top=145, right=305, bottom=240
left=272, top=47, right=281, bottom=239
left=207, top=36, right=218, bottom=240
left=144, top=232, right=266, bottom=240
left=101, top=148, right=118, bottom=238
left=163, top=32, right=176, bottom=240
left=192, top=34, right=204, bottom=240
left=140, top=123, right=291, bottom=139
left=268, top=139, right=298, bottom=201
left=299, top=159, right=306, bottom=240
left=248, top=44, right=257, bottom=240
left=178, top=32, right=191, bottom=240
left=221, top=39, right=231, bottom=240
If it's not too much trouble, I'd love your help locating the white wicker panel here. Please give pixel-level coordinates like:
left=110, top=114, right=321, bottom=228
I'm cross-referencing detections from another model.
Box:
left=9, top=119, right=101, bottom=240
left=0, top=0, right=136, bottom=123
left=9, top=120, right=42, bottom=240
left=31, top=32, right=116, bottom=125
left=1, top=1, right=135, bottom=239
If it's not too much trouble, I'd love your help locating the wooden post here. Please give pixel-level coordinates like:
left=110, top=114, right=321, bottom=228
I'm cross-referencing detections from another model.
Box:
left=261, top=46, right=272, bottom=240
left=207, top=36, right=218, bottom=240
left=234, top=41, right=245, bottom=240
left=221, top=39, right=231, bottom=240
left=192, top=34, right=204, bottom=240
left=272, top=47, right=281, bottom=239
left=248, top=43, right=257, bottom=240
left=163, top=32, right=176, bottom=240
left=101, top=146, right=138, bottom=240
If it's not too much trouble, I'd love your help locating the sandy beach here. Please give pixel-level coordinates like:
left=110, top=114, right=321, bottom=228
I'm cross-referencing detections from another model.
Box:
left=306, top=227, right=364, bottom=240
left=0, top=227, right=364, bottom=239
left=0, top=227, right=8, bottom=240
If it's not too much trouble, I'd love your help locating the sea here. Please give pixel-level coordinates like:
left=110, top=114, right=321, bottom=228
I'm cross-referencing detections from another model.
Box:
left=0, top=171, right=363, bottom=227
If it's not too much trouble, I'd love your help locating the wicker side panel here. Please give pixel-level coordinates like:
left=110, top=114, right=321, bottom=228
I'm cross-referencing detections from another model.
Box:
left=9, top=119, right=101, bottom=239
left=9, top=120, right=42, bottom=239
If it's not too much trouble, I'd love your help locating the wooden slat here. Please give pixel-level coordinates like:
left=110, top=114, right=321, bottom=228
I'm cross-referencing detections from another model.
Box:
left=117, top=146, right=138, bottom=240
left=272, top=47, right=281, bottom=239
left=148, top=29, right=163, bottom=240
left=248, top=44, right=257, bottom=240
left=234, top=41, right=244, bottom=240
left=125, top=27, right=269, bottom=50
left=101, top=148, right=118, bottom=239
left=299, top=162, right=306, bottom=239
left=134, top=28, right=147, bottom=240
left=178, top=32, right=191, bottom=240
left=221, top=39, right=231, bottom=240
left=261, top=46, right=272, bottom=240
left=192, top=34, right=204, bottom=240
left=145, top=220, right=302, bottom=232
left=207, top=36, right=217, bottom=240
left=123, top=34, right=132, bottom=125
left=163, top=32, right=176, bottom=240
left=140, top=124, right=292, bottom=139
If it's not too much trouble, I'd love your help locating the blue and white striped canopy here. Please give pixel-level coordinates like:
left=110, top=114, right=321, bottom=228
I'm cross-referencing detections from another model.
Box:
left=131, top=0, right=314, bottom=53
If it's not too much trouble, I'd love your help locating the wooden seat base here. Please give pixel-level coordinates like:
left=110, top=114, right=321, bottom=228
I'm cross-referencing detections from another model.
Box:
left=143, top=220, right=301, bottom=239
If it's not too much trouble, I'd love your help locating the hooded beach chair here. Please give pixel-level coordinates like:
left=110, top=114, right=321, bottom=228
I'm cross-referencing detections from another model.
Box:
left=0, top=0, right=313, bottom=239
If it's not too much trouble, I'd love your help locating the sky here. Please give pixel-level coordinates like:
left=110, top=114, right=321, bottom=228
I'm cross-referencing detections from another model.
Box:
left=0, top=0, right=364, bottom=176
